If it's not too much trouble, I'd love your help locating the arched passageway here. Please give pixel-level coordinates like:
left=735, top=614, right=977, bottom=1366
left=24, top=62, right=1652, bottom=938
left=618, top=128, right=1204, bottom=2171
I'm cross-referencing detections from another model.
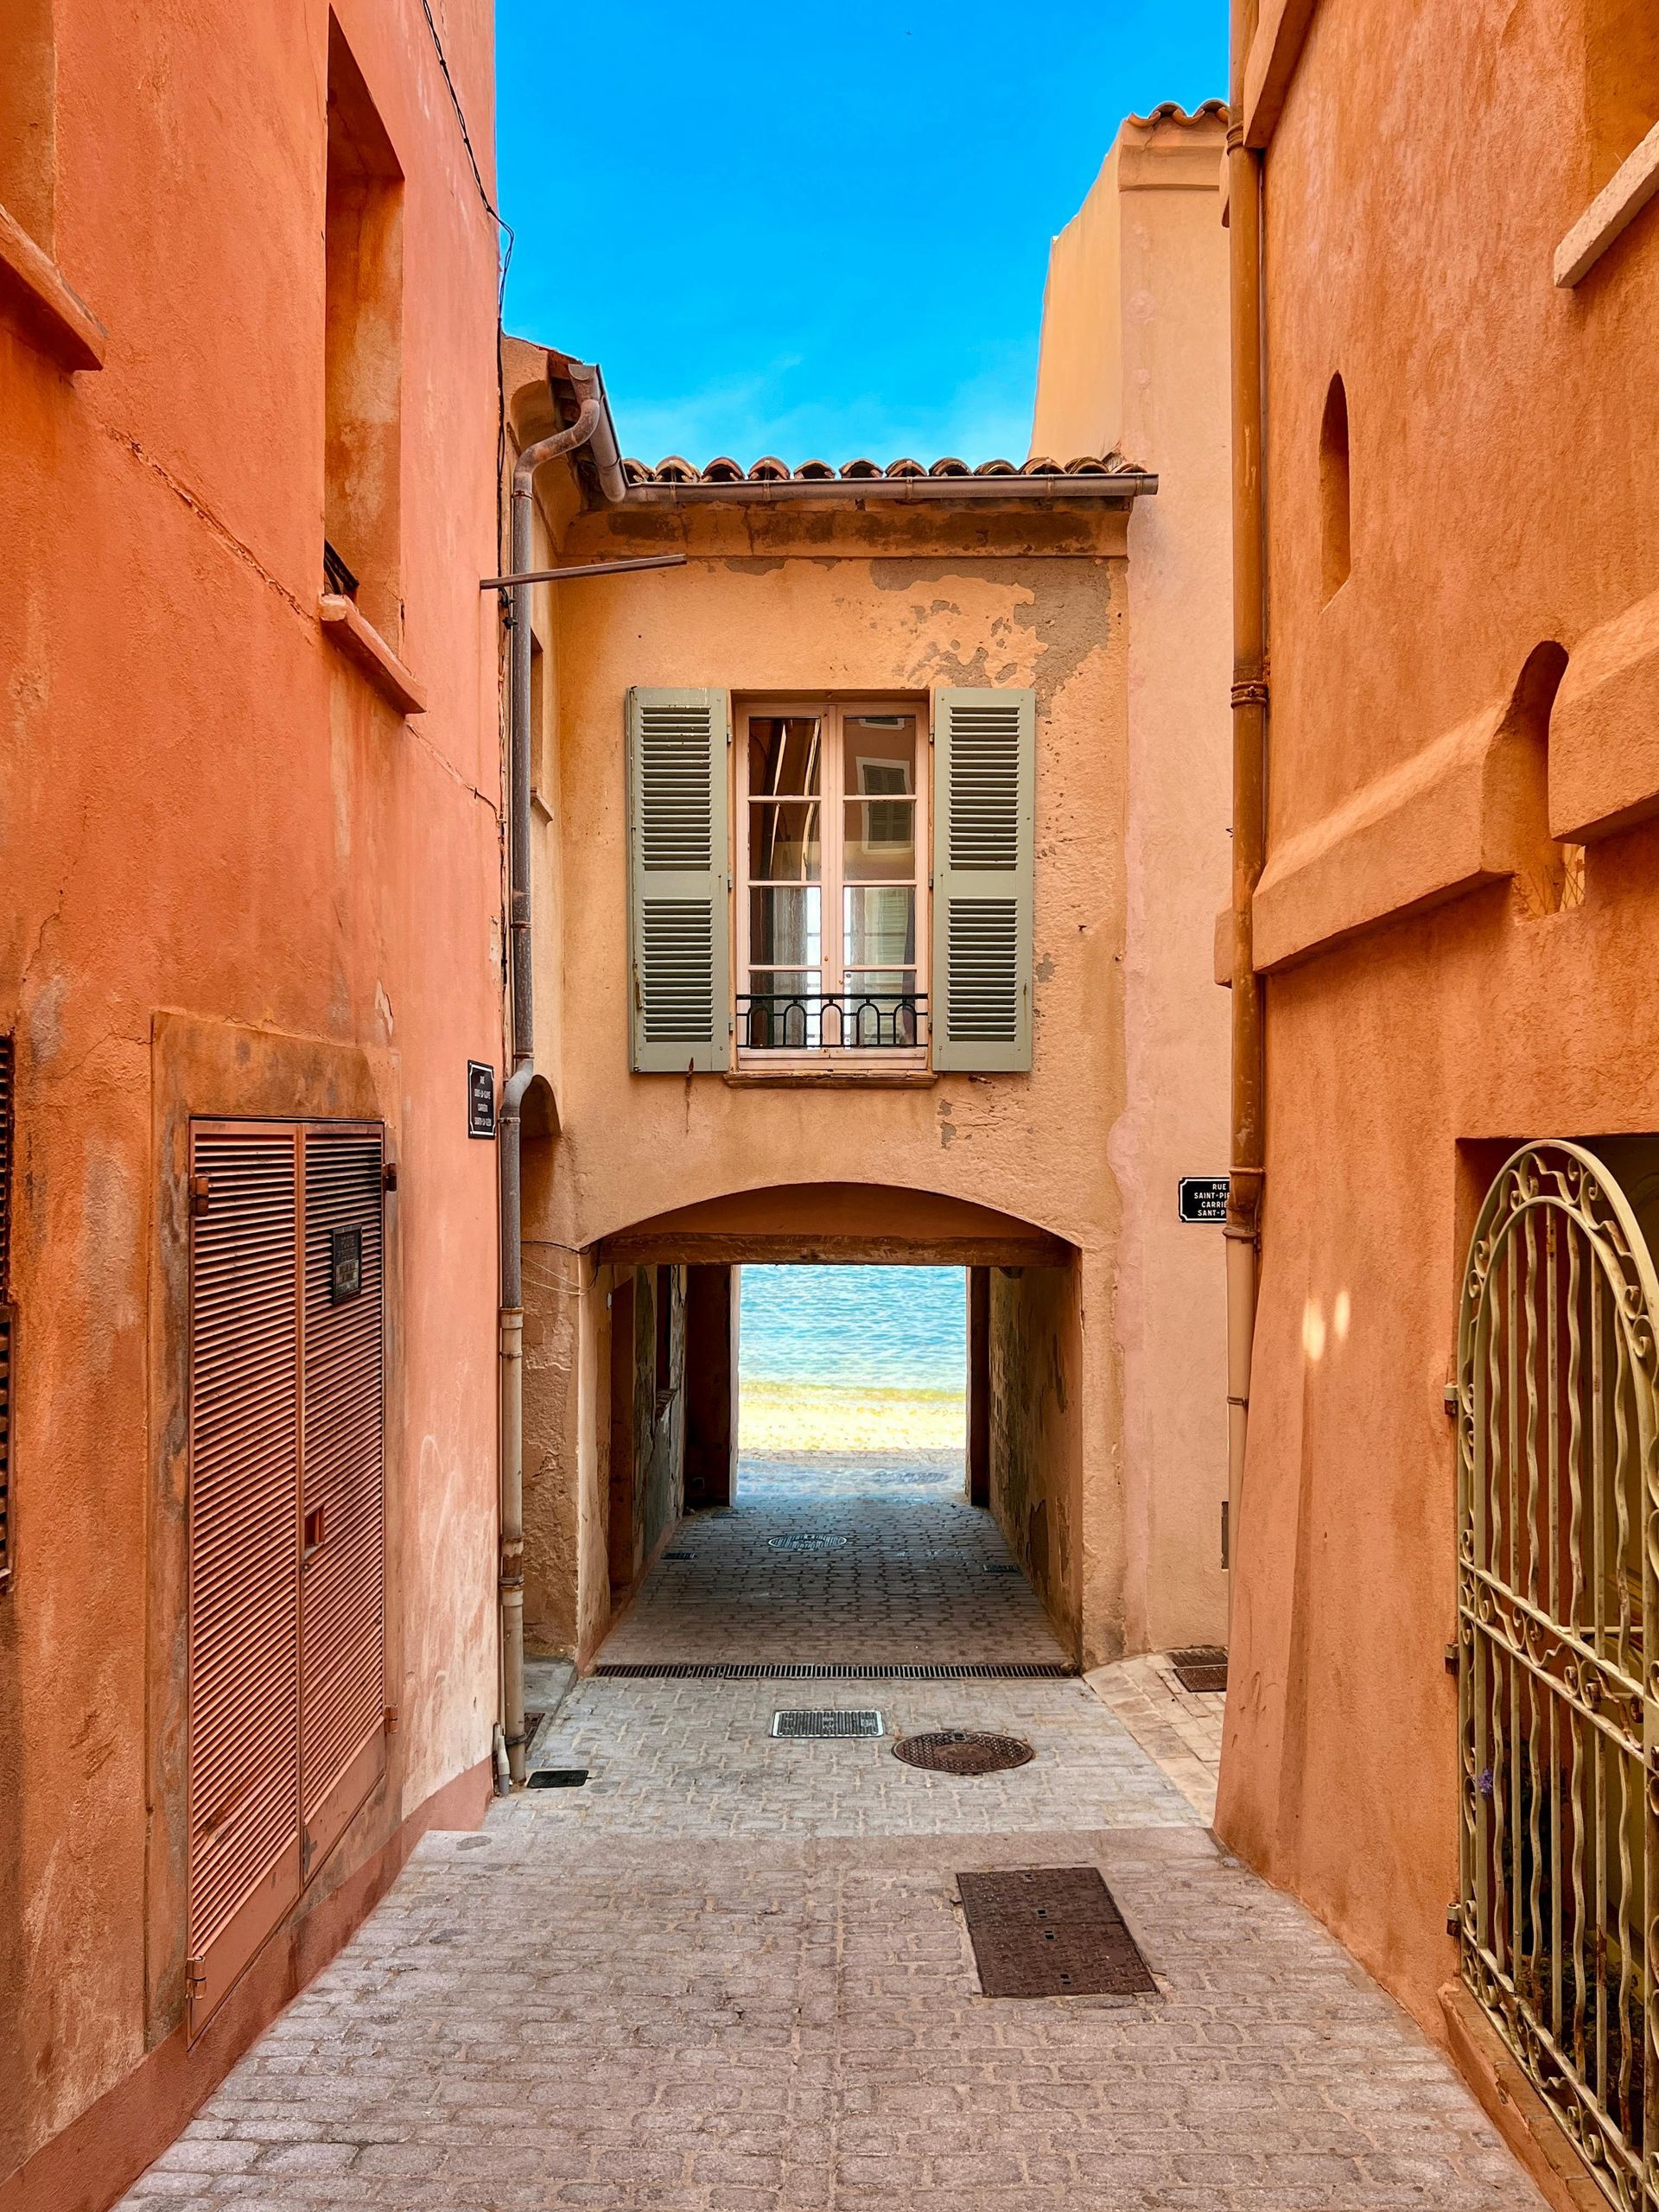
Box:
left=521, top=1182, right=1090, bottom=1675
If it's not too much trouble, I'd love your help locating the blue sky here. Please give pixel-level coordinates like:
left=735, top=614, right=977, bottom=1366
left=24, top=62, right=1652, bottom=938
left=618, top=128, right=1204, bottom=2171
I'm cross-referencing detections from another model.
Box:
left=496, top=3, right=1227, bottom=468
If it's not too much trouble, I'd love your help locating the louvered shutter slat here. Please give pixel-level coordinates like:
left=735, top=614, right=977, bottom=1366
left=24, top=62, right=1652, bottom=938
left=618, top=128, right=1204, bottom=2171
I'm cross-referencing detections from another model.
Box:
left=932, top=689, right=1035, bottom=1071
left=628, top=688, right=730, bottom=1071
left=0, top=1033, right=12, bottom=1593
left=187, top=1124, right=304, bottom=2032
left=298, top=1126, right=386, bottom=1870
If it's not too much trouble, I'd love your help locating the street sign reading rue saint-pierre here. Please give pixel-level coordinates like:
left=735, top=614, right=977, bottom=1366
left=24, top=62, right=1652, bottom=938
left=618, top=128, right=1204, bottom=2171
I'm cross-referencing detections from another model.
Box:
left=467, top=1060, right=497, bottom=1140
left=1179, top=1175, right=1230, bottom=1224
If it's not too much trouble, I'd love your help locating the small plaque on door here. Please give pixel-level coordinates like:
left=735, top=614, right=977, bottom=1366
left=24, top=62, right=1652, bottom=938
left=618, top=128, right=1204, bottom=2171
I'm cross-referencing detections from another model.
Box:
left=329, top=1225, right=363, bottom=1304
left=1178, top=1175, right=1230, bottom=1224
left=467, top=1060, right=497, bottom=1139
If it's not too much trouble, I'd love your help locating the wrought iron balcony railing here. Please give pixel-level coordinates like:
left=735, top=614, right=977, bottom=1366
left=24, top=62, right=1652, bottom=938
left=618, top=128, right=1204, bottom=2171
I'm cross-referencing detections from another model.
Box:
left=737, top=990, right=927, bottom=1052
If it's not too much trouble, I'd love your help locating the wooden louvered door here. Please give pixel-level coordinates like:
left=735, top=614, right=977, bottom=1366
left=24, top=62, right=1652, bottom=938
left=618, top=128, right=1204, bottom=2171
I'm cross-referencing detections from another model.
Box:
left=186, top=1124, right=304, bottom=2034
left=186, top=1118, right=385, bottom=2037
left=932, top=688, right=1036, bottom=1071
left=626, top=687, right=730, bottom=1071
left=298, top=1123, right=386, bottom=1873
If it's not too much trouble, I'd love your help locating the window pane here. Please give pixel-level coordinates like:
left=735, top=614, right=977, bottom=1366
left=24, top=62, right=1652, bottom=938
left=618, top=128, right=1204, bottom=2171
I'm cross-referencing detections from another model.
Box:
left=843, top=798, right=915, bottom=880
left=843, top=886, right=915, bottom=968
left=749, top=887, right=820, bottom=969
left=743, top=969, right=820, bottom=1049
left=844, top=969, right=918, bottom=1047
left=842, top=715, right=916, bottom=796
left=748, top=716, right=822, bottom=797
left=749, top=800, right=821, bottom=882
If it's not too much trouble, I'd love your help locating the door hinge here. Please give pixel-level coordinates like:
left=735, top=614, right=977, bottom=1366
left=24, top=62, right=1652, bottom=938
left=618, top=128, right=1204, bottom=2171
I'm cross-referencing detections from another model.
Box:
left=1446, top=1901, right=1461, bottom=1938
left=189, top=1173, right=211, bottom=1219
left=1443, top=1382, right=1459, bottom=1416
left=185, top=1955, right=207, bottom=1993
left=384, top=1160, right=399, bottom=1192
left=384, top=1704, right=399, bottom=1734
left=1445, top=1639, right=1460, bottom=1675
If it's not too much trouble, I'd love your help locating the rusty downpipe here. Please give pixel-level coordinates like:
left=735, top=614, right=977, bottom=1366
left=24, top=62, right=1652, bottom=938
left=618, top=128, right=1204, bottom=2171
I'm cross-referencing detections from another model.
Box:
left=498, top=358, right=625, bottom=1790
left=1225, top=17, right=1268, bottom=1628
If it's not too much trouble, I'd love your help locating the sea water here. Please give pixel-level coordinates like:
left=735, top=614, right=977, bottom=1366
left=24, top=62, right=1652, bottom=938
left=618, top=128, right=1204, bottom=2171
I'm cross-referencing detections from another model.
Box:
left=738, top=1264, right=967, bottom=1452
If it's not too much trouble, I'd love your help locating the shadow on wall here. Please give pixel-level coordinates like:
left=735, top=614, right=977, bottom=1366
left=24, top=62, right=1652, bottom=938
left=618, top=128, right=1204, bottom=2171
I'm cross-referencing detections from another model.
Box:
left=988, top=1261, right=1079, bottom=1656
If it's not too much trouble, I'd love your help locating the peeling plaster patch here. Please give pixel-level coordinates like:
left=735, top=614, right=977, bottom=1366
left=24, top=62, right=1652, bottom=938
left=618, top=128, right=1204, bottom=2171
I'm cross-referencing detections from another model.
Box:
left=1035, top=956, right=1057, bottom=984
left=721, top=558, right=785, bottom=575
left=28, top=971, right=67, bottom=1065
left=938, top=1100, right=957, bottom=1149
left=375, top=982, right=395, bottom=1041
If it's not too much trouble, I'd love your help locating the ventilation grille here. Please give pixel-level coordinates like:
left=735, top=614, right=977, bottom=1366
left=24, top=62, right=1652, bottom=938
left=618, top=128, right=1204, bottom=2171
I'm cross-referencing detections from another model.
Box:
left=947, top=702, right=1022, bottom=868
left=188, top=1127, right=302, bottom=1961
left=639, top=902, right=716, bottom=1043
left=0, top=1035, right=10, bottom=1595
left=0, top=1306, right=11, bottom=1594
left=639, top=704, right=715, bottom=869
left=594, top=1660, right=1076, bottom=1681
left=298, top=1128, right=385, bottom=1827
left=945, top=900, right=1020, bottom=1042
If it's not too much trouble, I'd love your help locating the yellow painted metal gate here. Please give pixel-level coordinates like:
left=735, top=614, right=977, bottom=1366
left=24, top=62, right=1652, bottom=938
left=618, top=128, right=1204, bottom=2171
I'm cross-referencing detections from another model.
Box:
left=1457, top=1141, right=1659, bottom=2210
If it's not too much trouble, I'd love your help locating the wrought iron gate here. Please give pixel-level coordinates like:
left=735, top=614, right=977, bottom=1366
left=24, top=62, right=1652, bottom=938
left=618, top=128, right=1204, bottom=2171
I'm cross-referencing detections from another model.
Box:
left=1457, top=1141, right=1659, bottom=2210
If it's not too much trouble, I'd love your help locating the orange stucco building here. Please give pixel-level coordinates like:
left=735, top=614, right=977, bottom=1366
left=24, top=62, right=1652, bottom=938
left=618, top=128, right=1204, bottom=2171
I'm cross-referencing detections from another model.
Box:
left=0, top=4, right=503, bottom=2202
left=499, top=101, right=1234, bottom=1685
left=1217, top=3, right=1659, bottom=2203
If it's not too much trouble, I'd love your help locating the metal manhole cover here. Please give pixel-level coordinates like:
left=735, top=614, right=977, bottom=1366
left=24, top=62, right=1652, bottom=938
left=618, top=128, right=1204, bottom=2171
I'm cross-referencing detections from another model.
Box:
left=1170, top=1646, right=1228, bottom=1694
left=893, top=1730, right=1034, bottom=1776
left=983, top=1562, right=1023, bottom=1575
left=772, top=1708, right=884, bottom=1738
left=957, top=1866, right=1157, bottom=1999
left=768, top=1534, right=850, bottom=1553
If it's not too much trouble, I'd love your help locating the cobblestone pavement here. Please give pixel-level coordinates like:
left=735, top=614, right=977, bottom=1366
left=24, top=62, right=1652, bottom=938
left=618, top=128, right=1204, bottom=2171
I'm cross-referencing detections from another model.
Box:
left=602, top=1452, right=1061, bottom=1666
left=123, top=1459, right=1542, bottom=2210
left=1086, top=1655, right=1224, bottom=1824
left=516, top=1675, right=1196, bottom=1839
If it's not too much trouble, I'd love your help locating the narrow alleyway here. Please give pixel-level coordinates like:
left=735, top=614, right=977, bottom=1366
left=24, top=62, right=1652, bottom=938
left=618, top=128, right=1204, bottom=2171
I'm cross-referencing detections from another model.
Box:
left=124, top=1459, right=1543, bottom=2210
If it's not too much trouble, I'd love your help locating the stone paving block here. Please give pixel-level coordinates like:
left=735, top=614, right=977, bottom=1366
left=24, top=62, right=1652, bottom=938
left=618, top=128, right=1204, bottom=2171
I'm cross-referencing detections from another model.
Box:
left=120, top=1464, right=1547, bottom=2212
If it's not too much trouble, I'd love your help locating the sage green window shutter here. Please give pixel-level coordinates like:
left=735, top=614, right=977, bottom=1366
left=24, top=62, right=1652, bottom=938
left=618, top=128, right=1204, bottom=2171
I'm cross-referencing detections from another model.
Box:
left=931, top=688, right=1035, bottom=1071
left=626, top=688, right=731, bottom=1072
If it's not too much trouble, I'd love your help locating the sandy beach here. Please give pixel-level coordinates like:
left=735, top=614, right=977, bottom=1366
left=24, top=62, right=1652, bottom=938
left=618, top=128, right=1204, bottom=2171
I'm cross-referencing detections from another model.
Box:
left=741, top=1377, right=966, bottom=1452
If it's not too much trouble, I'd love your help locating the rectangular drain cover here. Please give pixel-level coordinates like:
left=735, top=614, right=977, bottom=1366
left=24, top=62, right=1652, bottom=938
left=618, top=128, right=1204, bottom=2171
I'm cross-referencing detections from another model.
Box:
left=771, top=1708, right=883, bottom=1738
left=767, top=1535, right=849, bottom=1553
left=526, top=1768, right=588, bottom=1789
left=1170, top=1645, right=1228, bottom=1694
left=957, top=1866, right=1156, bottom=1999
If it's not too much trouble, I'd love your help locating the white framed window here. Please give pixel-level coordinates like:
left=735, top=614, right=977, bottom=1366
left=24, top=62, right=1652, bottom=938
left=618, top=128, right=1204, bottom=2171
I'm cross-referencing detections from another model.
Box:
left=734, top=697, right=928, bottom=1066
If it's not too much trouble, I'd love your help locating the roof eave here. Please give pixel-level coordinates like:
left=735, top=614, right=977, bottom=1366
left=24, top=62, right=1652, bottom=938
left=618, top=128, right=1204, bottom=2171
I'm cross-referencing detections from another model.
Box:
left=620, top=472, right=1158, bottom=508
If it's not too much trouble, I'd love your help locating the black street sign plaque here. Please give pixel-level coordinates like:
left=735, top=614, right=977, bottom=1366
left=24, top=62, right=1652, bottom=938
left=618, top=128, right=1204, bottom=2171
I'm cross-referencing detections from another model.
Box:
left=467, top=1061, right=497, bottom=1140
left=1179, top=1175, right=1230, bottom=1224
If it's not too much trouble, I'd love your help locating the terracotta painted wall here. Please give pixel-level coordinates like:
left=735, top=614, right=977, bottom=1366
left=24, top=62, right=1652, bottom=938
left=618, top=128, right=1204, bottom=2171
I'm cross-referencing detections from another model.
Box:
left=1217, top=0, right=1659, bottom=2046
left=1033, top=105, right=1234, bottom=1652
left=0, top=3, right=501, bottom=2195
left=988, top=1262, right=1088, bottom=1649
left=500, top=443, right=1136, bottom=1664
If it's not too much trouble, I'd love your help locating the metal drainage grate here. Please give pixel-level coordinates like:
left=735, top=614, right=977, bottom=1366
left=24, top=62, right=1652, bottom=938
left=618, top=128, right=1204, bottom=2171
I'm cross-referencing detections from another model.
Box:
left=893, top=1730, right=1035, bottom=1776
left=957, top=1866, right=1157, bottom=1999
left=1170, top=1645, right=1228, bottom=1694
left=767, top=1534, right=850, bottom=1553
left=526, top=1768, right=588, bottom=1789
left=594, top=1661, right=1076, bottom=1681
left=662, top=1550, right=694, bottom=1561
left=983, top=1562, right=1024, bottom=1575
left=772, top=1708, right=884, bottom=1738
